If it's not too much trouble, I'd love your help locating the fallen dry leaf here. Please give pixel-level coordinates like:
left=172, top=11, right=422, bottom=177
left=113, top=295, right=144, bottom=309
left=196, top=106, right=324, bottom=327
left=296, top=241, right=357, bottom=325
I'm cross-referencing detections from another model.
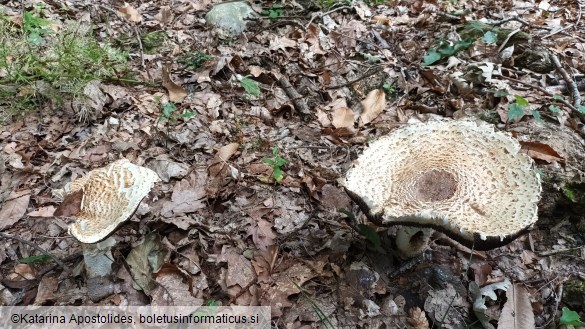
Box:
left=498, top=284, right=534, bottom=329
left=207, top=143, right=239, bottom=197
left=27, top=205, right=57, bottom=217
left=162, top=64, right=187, bottom=103
left=161, top=170, right=206, bottom=217
left=118, top=3, right=142, bottom=23
left=0, top=190, right=31, bottom=230
left=156, top=6, right=172, bottom=25
left=332, top=107, right=355, bottom=129
left=360, top=89, right=386, bottom=126
left=151, top=264, right=203, bottom=306
left=520, top=141, right=565, bottom=163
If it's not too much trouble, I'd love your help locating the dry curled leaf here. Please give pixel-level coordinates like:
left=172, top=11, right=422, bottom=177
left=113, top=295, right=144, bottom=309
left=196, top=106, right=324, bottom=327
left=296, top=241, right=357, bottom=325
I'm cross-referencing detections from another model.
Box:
left=207, top=143, right=239, bottom=197
left=360, top=89, right=386, bottom=126
left=520, top=141, right=565, bottom=164
left=162, top=64, right=187, bottom=103
left=332, top=107, right=354, bottom=129
left=118, top=3, right=142, bottom=23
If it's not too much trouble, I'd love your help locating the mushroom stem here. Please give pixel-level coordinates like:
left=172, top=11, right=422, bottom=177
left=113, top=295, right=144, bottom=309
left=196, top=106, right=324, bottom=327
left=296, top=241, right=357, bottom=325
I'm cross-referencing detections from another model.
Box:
left=395, top=226, right=434, bottom=258
left=82, top=237, right=116, bottom=278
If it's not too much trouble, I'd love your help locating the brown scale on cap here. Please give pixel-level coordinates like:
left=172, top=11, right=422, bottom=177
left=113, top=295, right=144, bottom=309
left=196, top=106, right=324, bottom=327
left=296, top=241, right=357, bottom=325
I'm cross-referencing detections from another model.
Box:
left=344, top=119, right=542, bottom=251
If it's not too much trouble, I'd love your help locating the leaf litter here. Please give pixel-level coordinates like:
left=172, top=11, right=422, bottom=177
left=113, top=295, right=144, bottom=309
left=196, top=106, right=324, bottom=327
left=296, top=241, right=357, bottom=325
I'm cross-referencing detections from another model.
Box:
left=0, top=0, right=584, bottom=327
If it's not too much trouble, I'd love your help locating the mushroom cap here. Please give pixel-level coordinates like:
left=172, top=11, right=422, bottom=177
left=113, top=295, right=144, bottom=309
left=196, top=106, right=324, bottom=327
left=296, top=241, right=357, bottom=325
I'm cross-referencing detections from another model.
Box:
left=61, top=159, right=160, bottom=244
left=344, top=120, right=541, bottom=250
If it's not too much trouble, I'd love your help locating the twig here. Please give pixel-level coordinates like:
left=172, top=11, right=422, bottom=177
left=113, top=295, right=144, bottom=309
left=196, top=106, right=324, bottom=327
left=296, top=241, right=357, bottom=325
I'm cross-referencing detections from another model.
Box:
left=133, top=24, right=145, bottom=68
left=537, top=246, right=584, bottom=256
left=306, top=5, right=351, bottom=28
left=550, top=53, right=582, bottom=107
left=326, top=67, right=381, bottom=90
left=577, top=0, right=583, bottom=26
left=278, top=77, right=311, bottom=117
left=542, top=24, right=574, bottom=39
left=0, top=232, right=66, bottom=269
left=492, top=17, right=546, bottom=29
left=98, top=5, right=145, bottom=68
left=497, top=28, right=521, bottom=53
left=537, top=282, right=564, bottom=329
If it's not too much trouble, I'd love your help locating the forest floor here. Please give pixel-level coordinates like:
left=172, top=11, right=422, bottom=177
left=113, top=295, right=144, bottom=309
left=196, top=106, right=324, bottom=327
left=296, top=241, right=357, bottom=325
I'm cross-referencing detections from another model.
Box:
left=1, top=0, right=585, bottom=328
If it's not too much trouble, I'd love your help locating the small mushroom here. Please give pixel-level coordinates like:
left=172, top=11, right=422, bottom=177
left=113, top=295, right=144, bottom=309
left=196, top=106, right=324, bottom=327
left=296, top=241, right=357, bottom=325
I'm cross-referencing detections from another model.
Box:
left=344, top=120, right=541, bottom=257
left=55, top=158, right=161, bottom=244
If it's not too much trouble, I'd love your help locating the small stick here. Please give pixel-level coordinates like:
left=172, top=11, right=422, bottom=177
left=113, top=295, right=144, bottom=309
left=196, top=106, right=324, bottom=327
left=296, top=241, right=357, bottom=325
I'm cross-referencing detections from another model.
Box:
left=0, top=232, right=66, bottom=269
left=550, top=53, right=582, bottom=107
left=278, top=77, right=311, bottom=117
left=326, top=67, right=381, bottom=90
left=542, top=24, right=574, bottom=39
left=306, top=6, right=351, bottom=28
left=497, top=28, right=521, bottom=53
left=537, top=246, right=584, bottom=256
left=133, top=24, right=145, bottom=68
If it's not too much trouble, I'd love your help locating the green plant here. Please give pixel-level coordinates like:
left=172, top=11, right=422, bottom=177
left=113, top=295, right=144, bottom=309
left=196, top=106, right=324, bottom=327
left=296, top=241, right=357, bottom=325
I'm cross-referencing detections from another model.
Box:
left=482, top=31, right=497, bottom=44
left=239, top=76, right=261, bottom=97
left=0, top=8, right=129, bottom=122
left=158, top=101, right=195, bottom=125
left=422, top=39, right=474, bottom=66
left=262, top=147, right=287, bottom=183
left=19, top=254, right=52, bottom=265
left=560, top=307, right=583, bottom=326
left=507, top=95, right=541, bottom=123
left=141, top=31, right=166, bottom=54
left=178, top=51, right=213, bottom=70
left=261, top=4, right=284, bottom=19
left=382, top=82, right=396, bottom=96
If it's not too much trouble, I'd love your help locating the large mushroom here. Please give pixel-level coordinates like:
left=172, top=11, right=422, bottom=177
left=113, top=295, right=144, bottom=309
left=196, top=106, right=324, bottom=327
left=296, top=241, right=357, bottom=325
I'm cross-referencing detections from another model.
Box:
left=344, top=119, right=541, bottom=257
left=55, top=158, right=161, bottom=244
left=54, top=159, right=160, bottom=299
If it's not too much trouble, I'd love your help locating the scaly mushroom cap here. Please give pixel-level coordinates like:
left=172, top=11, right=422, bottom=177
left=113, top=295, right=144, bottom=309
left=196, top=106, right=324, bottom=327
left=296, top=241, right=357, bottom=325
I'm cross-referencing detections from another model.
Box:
left=344, top=120, right=542, bottom=250
left=60, top=159, right=160, bottom=244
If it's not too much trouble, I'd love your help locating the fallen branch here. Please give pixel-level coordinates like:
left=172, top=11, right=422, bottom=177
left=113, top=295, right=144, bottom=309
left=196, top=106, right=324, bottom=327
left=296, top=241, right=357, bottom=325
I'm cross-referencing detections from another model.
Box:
left=278, top=77, right=311, bottom=117
left=550, top=53, right=582, bottom=107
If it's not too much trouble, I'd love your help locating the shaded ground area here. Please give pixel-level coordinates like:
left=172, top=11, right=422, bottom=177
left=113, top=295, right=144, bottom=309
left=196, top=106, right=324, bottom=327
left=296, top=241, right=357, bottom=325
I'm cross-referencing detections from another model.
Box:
left=1, top=0, right=585, bottom=328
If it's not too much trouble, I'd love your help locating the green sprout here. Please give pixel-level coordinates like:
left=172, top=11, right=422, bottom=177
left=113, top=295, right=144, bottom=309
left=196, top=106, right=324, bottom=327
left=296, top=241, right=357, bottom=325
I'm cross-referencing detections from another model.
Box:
left=262, top=147, right=287, bottom=183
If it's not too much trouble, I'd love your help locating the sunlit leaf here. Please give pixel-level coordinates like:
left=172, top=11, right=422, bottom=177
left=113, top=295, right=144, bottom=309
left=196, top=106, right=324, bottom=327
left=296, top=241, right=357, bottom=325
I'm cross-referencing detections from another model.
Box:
left=514, top=95, right=529, bottom=106
left=560, top=307, right=583, bottom=326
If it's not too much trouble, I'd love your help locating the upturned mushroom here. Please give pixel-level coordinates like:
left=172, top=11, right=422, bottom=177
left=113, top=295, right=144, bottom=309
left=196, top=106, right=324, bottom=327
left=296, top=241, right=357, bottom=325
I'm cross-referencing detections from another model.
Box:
left=54, top=159, right=160, bottom=298
left=55, top=158, right=161, bottom=244
left=344, top=119, right=541, bottom=257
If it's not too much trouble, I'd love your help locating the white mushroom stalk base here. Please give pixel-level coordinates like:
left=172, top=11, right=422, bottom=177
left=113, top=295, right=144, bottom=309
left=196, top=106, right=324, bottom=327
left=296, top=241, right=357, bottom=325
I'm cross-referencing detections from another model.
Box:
left=395, top=226, right=434, bottom=258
